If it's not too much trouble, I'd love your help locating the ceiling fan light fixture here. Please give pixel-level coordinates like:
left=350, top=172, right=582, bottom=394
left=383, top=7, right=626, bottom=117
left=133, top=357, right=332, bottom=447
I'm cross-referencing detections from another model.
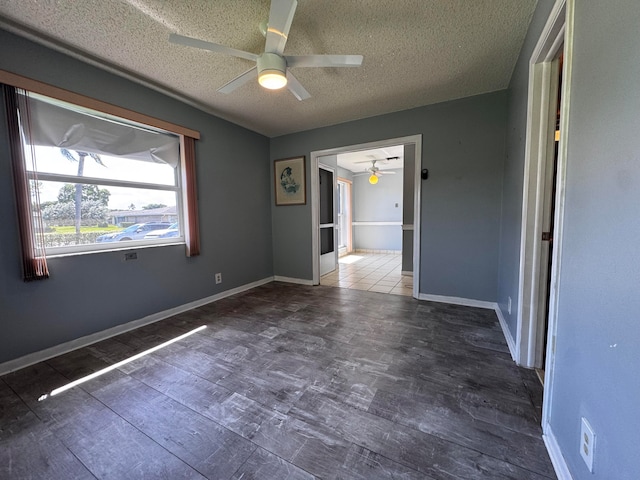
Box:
left=369, top=174, right=379, bottom=185
left=257, top=52, right=287, bottom=90
left=259, top=70, right=287, bottom=90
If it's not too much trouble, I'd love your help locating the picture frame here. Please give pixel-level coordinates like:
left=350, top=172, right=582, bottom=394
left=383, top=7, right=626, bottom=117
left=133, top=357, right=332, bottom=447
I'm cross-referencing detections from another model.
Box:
left=274, top=156, right=306, bottom=206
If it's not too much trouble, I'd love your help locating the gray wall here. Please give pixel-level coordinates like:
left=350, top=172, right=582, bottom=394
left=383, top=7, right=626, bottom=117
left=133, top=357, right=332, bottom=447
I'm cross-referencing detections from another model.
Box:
left=336, top=166, right=353, bottom=181
left=547, top=1, right=640, bottom=477
left=271, top=91, right=507, bottom=301
left=352, top=167, right=403, bottom=251
left=498, top=0, right=640, bottom=477
left=0, top=30, right=273, bottom=364
left=497, top=0, right=556, bottom=338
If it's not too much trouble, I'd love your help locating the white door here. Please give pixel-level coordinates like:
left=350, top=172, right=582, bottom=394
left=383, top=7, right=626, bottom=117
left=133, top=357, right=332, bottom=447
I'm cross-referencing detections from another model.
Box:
left=319, top=165, right=337, bottom=276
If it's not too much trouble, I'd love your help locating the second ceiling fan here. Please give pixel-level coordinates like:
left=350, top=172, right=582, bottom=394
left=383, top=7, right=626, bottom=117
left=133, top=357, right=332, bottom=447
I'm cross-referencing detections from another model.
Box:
left=169, top=0, right=363, bottom=100
left=354, top=158, right=399, bottom=185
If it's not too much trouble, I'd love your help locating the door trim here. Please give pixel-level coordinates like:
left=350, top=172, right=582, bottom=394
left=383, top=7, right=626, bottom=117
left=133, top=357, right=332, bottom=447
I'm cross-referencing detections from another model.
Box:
left=337, top=177, right=352, bottom=254
left=310, top=134, right=422, bottom=298
left=517, top=0, right=568, bottom=369
left=517, top=0, right=573, bottom=458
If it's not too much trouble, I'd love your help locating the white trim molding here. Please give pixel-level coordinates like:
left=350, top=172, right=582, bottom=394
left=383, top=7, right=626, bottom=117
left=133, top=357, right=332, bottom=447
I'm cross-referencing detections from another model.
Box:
left=494, top=305, right=518, bottom=362
left=541, top=0, right=573, bottom=443
left=417, top=293, right=495, bottom=310
left=543, top=424, right=574, bottom=479
left=418, top=294, right=517, bottom=362
left=516, top=3, right=573, bottom=479
left=517, top=0, right=568, bottom=369
left=0, top=276, right=274, bottom=376
left=273, top=276, right=314, bottom=286
left=310, top=135, right=423, bottom=297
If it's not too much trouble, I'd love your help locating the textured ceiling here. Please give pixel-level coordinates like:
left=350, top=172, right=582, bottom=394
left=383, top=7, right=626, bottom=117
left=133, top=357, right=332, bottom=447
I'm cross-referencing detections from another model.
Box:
left=0, top=0, right=537, bottom=137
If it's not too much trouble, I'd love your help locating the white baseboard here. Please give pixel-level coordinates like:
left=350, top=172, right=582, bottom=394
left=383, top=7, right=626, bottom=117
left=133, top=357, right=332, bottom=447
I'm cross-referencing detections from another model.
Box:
left=417, top=294, right=517, bottom=362
left=543, top=423, right=573, bottom=479
left=273, top=275, right=314, bottom=286
left=417, top=293, right=496, bottom=310
left=0, top=276, right=274, bottom=376
left=494, top=305, right=517, bottom=362
left=401, top=271, right=414, bottom=276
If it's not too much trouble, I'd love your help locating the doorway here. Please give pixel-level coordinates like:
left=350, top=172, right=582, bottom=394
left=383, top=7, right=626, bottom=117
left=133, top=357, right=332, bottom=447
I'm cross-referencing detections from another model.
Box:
left=536, top=52, right=563, bottom=384
left=310, top=135, right=422, bottom=298
left=517, top=0, right=573, bottom=447
left=321, top=145, right=409, bottom=295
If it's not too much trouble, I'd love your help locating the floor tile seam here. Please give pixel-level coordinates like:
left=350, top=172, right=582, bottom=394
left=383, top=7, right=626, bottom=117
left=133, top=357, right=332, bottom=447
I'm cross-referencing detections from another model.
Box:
left=267, top=326, right=356, bottom=348
left=225, top=443, right=260, bottom=480
left=70, top=383, right=209, bottom=479
left=147, top=349, right=240, bottom=386
left=362, top=402, right=554, bottom=478
left=55, top=434, right=100, bottom=480
left=250, top=443, right=318, bottom=480
left=81, top=369, right=263, bottom=478
left=286, top=402, right=476, bottom=480
left=338, top=439, right=430, bottom=479
left=112, top=359, right=247, bottom=435
left=1, top=377, right=37, bottom=423
left=370, top=382, right=543, bottom=438
left=233, top=412, right=342, bottom=477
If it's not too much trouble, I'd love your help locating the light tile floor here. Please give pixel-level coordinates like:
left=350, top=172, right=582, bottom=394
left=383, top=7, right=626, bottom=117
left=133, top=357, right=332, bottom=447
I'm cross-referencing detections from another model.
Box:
left=320, top=252, right=413, bottom=296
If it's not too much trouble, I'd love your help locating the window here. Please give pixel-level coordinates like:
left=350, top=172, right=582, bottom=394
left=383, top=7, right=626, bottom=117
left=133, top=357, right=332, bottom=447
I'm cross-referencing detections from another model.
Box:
left=2, top=69, right=200, bottom=281
left=17, top=91, right=190, bottom=255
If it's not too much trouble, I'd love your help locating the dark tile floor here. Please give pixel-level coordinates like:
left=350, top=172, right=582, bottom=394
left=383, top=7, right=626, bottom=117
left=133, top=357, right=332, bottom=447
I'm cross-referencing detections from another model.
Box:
left=0, top=282, right=556, bottom=479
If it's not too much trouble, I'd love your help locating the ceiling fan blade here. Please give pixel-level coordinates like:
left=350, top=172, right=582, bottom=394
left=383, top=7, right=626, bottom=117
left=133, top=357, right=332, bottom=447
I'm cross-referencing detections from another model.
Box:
left=286, top=71, right=311, bottom=101
left=169, top=33, right=258, bottom=62
left=378, top=171, right=397, bottom=175
left=265, top=0, right=297, bottom=54
left=217, top=66, right=258, bottom=94
left=353, top=159, right=383, bottom=164
left=286, top=55, right=363, bottom=68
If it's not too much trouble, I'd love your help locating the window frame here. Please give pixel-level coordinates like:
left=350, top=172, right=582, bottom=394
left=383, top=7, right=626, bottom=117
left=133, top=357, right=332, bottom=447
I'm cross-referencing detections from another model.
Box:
left=1, top=69, right=201, bottom=259
left=31, top=171, right=185, bottom=256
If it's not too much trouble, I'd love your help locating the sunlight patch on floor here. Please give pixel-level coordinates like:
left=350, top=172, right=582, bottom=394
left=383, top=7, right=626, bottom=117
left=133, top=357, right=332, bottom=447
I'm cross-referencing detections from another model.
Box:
left=339, top=255, right=363, bottom=264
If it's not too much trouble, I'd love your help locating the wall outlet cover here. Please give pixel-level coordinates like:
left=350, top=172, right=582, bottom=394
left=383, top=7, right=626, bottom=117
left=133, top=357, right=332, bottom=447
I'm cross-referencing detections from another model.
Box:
left=580, top=416, right=595, bottom=472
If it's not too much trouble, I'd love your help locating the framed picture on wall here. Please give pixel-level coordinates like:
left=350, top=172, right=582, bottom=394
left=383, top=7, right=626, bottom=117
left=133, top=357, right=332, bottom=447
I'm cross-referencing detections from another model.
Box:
left=274, top=156, right=306, bottom=206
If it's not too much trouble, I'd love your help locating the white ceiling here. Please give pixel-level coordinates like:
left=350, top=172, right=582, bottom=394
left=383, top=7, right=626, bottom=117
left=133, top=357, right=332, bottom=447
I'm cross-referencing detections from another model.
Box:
left=0, top=0, right=537, bottom=137
left=337, top=145, right=404, bottom=174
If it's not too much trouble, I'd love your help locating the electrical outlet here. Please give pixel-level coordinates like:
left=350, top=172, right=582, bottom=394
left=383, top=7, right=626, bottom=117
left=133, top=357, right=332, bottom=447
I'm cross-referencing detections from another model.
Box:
left=508, top=296, right=512, bottom=315
left=580, top=417, right=596, bottom=472
left=215, top=273, right=222, bottom=284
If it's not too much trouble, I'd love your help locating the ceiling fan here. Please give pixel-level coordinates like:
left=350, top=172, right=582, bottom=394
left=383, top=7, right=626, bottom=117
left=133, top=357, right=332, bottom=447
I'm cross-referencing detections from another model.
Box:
left=354, top=158, right=399, bottom=184
left=168, top=0, right=363, bottom=100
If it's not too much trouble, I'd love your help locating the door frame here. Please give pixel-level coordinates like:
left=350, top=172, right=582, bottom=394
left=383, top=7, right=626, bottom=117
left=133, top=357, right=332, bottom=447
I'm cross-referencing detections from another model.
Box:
left=310, top=134, right=422, bottom=298
left=336, top=177, right=353, bottom=255
left=517, top=0, right=573, bottom=455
